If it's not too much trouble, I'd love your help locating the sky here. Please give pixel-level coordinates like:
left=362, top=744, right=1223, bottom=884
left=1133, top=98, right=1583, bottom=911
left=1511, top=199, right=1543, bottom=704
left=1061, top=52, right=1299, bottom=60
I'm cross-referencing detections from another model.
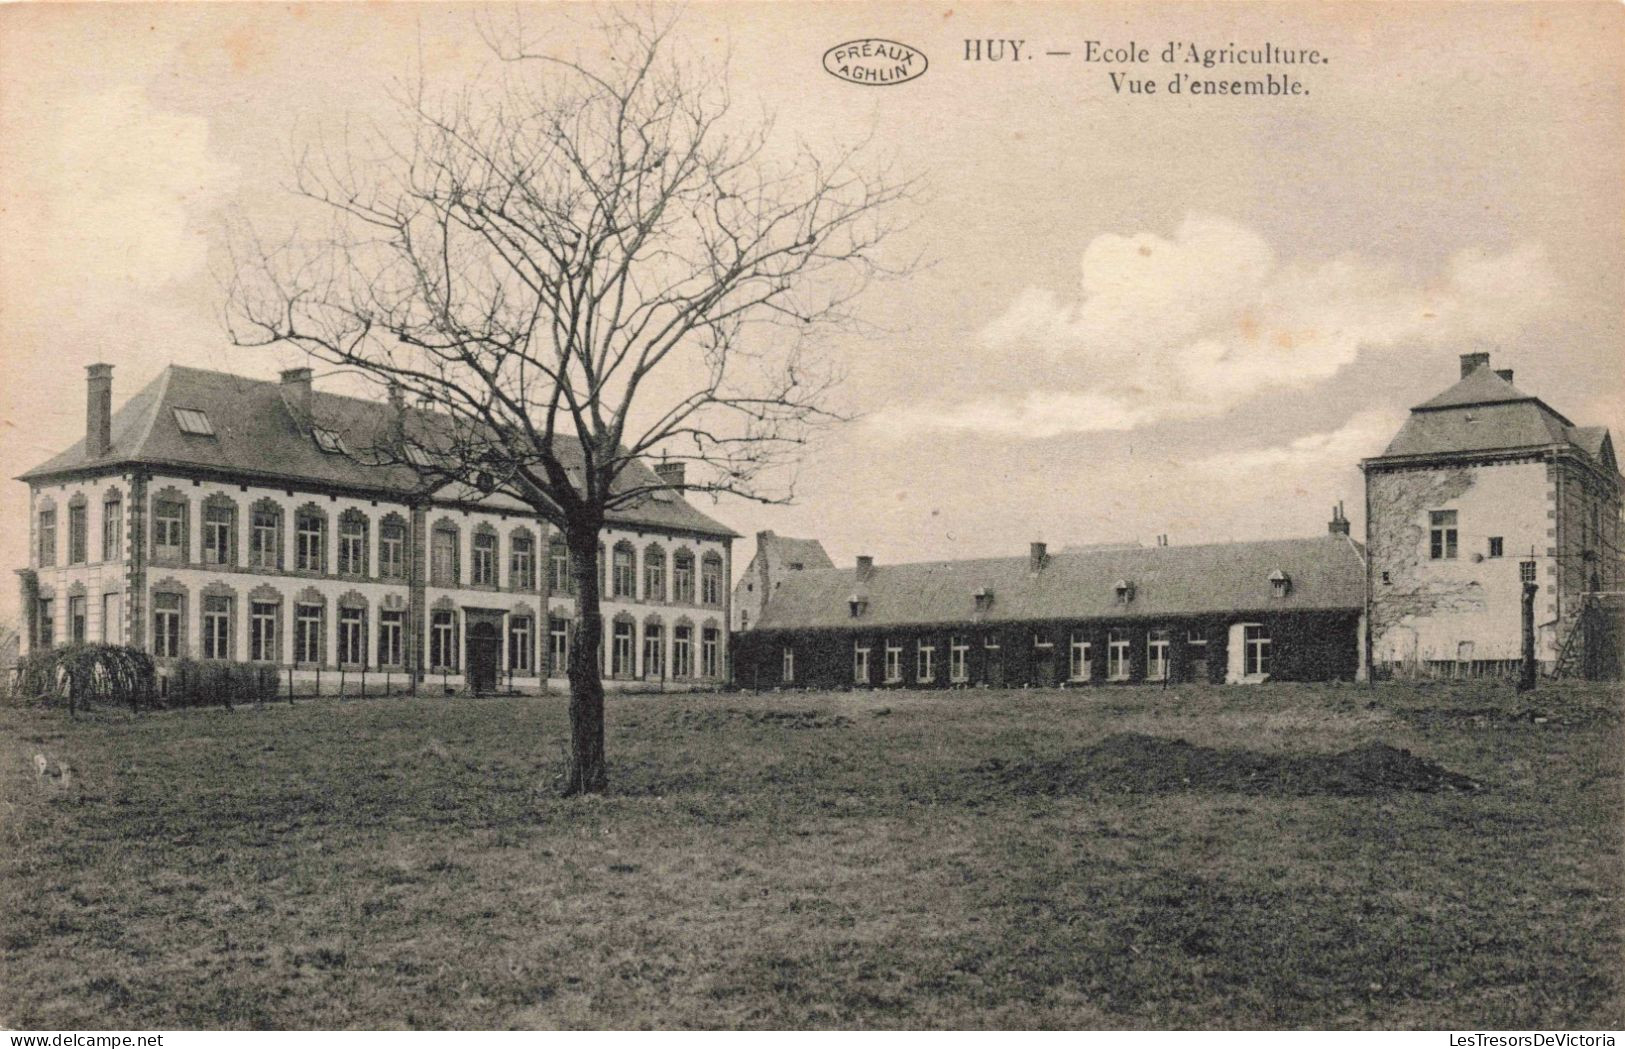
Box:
left=2, top=2, right=1621, bottom=623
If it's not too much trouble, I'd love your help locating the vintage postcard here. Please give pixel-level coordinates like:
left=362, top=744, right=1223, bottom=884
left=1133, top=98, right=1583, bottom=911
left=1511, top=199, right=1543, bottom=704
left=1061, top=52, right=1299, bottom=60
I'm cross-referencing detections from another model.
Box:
left=1, top=0, right=1620, bottom=1035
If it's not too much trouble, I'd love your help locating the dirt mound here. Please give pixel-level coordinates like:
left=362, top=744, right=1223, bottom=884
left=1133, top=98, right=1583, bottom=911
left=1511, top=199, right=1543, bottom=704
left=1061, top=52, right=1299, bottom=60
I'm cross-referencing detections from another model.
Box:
left=978, top=733, right=1477, bottom=798
left=677, top=707, right=852, bottom=731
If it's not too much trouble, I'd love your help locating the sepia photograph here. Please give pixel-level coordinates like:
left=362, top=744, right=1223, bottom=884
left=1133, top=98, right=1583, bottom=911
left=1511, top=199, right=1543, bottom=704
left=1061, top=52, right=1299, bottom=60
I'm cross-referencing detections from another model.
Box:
left=0, top=0, right=1620, bottom=1034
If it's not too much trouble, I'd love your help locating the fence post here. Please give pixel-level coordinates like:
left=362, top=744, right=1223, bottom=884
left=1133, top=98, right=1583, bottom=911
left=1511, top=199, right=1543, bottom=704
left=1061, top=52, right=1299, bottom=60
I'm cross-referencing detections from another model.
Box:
left=287, top=665, right=295, bottom=705
left=360, top=665, right=366, bottom=699
left=339, top=666, right=346, bottom=700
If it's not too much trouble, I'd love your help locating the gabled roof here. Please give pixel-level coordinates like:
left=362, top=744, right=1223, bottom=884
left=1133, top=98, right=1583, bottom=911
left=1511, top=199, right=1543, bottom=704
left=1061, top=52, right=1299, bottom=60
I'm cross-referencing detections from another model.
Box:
left=19, top=365, right=736, bottom=537
left=754, top=532, right=835, bottom=571
left=754, top=535, right=1365, bottom=632
left=1371, top=364, right=1615, bottom=471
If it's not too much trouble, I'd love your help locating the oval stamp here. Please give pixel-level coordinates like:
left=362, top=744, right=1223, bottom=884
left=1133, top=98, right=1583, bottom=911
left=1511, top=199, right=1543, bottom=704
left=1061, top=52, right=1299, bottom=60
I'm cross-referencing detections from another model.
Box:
left=822, top=39, right=928, bottom=86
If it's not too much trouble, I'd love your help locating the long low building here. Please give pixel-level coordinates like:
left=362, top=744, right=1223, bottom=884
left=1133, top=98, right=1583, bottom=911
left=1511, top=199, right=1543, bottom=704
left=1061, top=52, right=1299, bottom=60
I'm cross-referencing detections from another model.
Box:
left=733, top=517, right=1368, bottom=690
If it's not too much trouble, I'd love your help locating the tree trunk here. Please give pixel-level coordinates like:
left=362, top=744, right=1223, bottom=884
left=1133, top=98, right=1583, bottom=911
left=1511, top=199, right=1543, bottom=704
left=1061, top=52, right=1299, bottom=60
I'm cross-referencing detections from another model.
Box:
left=563, top=524, right=608, bottom=794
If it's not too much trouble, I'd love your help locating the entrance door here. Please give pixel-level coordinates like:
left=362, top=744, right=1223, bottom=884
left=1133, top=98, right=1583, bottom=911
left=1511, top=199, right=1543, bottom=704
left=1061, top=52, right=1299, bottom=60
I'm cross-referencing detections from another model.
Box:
left=468, top=622, right=501, bottom=694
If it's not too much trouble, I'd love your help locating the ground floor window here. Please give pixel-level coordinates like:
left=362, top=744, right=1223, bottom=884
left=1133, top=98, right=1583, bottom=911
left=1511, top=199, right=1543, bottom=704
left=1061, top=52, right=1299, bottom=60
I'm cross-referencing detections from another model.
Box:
left=1069, top=632, right=1091, bottom=681
left=701, top=627, right=720, bottom=678
left=250, top=602, right=278, bottom=662
left=509, top=616, right=533, bottom=673
left=642, top=623, right=664, bottom=678
left=1107, top=628, right=1130, bottom=681
left=950, top=636, right=969, bottom=683
left=430, top=610, right=457, bottom=671
left=781, top=646, right=795, bottom=683
left=203, top=595, right=231, bottom=660
left=1147, top=628, right=1170, bottom=682
left=153, top=593, right=181, bottom=658
left=854, top=643, right=871, bottom=684
left=338, top=607, right=365, bottom=666
left=378, top=609, right=403, bottom=667
left=612, top=620, right=635, bottom=678
left=102, top=592, right=122, bottom=645
left=1245, top=624, right=1271, bottom=677
left=673, top=625, right=693, bottom=678
left=295, top=604, right=324, bottom=665
left=917, top=642, right=935, bottom=683
left=549, top=617, right=569, bottom=675
left=69, top=596, right=87, bottom=644
left=885, top=641, right=902, bottom=683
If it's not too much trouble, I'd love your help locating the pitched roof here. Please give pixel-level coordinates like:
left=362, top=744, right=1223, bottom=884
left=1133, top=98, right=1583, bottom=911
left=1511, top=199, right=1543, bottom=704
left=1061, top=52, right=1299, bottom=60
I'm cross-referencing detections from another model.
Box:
left=1372, top=364, right=1615, bottom=470
left=754, top=535, right=1365, bottom=631
left=19, top=365, right=736, bottom=537
left=755, top=532, right=835, bottom=571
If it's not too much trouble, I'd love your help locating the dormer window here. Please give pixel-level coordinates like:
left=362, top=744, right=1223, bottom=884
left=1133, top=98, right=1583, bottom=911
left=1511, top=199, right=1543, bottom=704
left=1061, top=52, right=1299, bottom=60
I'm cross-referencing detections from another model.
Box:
left=848, top=594, right=868, bottom=618
left=1269, top=569, right=1291, bottom=598
left=1114, top=579, right=1134, bottom=605
left=313, top=428, right=347, bottom=454
left=973, top=587, right=994, bottom=612
left=404, top=443, right=432, bottom=468
left=173, top=408, right=214, bottom=436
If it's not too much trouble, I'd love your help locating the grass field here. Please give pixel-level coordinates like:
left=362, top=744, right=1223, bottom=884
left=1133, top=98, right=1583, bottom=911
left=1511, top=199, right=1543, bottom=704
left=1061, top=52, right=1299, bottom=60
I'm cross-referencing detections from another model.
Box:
left=1, top=681, right=1620, bottom=1030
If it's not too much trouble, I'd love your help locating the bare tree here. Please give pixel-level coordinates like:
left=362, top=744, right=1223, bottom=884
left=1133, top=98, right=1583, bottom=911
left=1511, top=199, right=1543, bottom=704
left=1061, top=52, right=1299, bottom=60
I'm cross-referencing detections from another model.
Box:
left=223, top=10, right=913, bottom=794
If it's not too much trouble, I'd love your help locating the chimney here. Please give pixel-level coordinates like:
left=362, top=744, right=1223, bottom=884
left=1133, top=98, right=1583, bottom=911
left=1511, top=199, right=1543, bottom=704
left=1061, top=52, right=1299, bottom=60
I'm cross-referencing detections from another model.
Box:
left=1459, top=352, right=1491, bottom=379
left=654, top=461, right=686, bottom=489
left=280, top=367, right=313, bottom=426
left=85, top=363, right=113, bottom=458
left=1495, top=368, right=1514, bottom=385
left=386, top=382, right=406, bottom=443
left=1029, top=541, right=1047, bottom=572
left=1328, top=501, right=1350, bottom=536
left=856, top=555, right=875, bottom=582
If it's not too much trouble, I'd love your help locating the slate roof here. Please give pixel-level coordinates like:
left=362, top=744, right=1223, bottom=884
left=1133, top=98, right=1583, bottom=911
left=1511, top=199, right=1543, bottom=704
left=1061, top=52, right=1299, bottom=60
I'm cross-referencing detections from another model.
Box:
left=753, top=535, right=1365, bottom=632
left=19, top=365, right=736, bottom=538
left=756, top=533, right=835, bottom=571
left=1372, top=365, right=1616, bottom=471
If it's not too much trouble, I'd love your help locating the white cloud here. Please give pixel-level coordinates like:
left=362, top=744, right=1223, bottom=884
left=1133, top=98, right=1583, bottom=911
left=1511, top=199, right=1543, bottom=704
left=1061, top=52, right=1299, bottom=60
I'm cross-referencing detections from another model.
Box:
left=875, top=215, right=1556, bottom=439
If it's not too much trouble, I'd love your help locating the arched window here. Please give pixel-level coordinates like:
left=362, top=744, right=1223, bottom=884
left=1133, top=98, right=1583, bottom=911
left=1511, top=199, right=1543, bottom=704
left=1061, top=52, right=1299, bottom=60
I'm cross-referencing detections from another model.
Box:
left=642, top=615, right=665, bottom=678
left=337, top=591, right=368, bottom=666
left=294, top=503, right=328, bottom=573
left=701, top=552, right=723, bottom=606
left=293, top=587, right=327, bottom=666
left=201, top=582, right=237, bottom=660
left=673, top=548, right=696, bottom=604
left=378, top=513, right=407, bottom=579
left=151, top=488, right=189, bottom=563
left=672, top=617, right=694, bottom=678
left=248, top=585, right=282, bottom=663
left=611, top=542, right=637, bottom=598
left=548, top=536, right=573, bottom=595
left=429, top=600, right=459, bottom=671
left=471, top=525, right=499, bottom=587
left=430, top=520, right=460, bottom=586
left=249, top=499, right=284, bottom=570
left=202, top=493, right=238, bottom=567
left=338, top=509, right=369, bottom=577
left=101, top=488, right=123, bottom=563
left=510, top=528, right=536, bottom=590
left=643, top=543, right=667, bottom=602
left=151, top=578, right=188, bottom=659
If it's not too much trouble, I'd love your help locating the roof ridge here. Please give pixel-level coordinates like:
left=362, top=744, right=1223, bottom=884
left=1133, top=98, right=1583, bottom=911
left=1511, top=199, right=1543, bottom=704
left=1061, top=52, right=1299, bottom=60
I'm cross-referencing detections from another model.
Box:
left=792, top=534, right=1347, bottom=575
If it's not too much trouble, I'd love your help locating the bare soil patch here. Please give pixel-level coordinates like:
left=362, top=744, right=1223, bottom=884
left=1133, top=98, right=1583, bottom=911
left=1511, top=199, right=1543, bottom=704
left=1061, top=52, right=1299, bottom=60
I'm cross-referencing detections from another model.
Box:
left=979, top=732, right=1478, bottom=797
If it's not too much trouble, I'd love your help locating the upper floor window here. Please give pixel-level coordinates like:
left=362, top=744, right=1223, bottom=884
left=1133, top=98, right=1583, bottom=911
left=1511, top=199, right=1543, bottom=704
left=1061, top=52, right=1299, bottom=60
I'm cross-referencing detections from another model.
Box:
left=1488, top=536, right=1504, bottom=559
left=643, top=547, right=666, bottom=602
left=67, top=504, right=87, bottom=565
left=250, top=507, right=282, bottom=570
left=511, top=533, right=535, bottom=590
left=37, top=509, right=60, bottom=567
left=673, top=551, right=695, bottom=603
left=203, top=502, right=236, bottom=566
left=379, top=518, right=406, bottom=579
left=338, top=513, right=368, bottom=577
left=612, top=544, right=636, bottom=598
left=153, top=501, right=185, bottom=560
left=700, top=554, right=723, bottom=606
left=1429, top=510, right=1458, bottom=560
left=472, top=530, right=498, bottom=586
left=548, top=539, right=573, bottom=595
left=101, top=495, right=122, bottom=562
left=295, top=512, right=326, bottom=572
left=431, top=526, right=459, bottom=586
